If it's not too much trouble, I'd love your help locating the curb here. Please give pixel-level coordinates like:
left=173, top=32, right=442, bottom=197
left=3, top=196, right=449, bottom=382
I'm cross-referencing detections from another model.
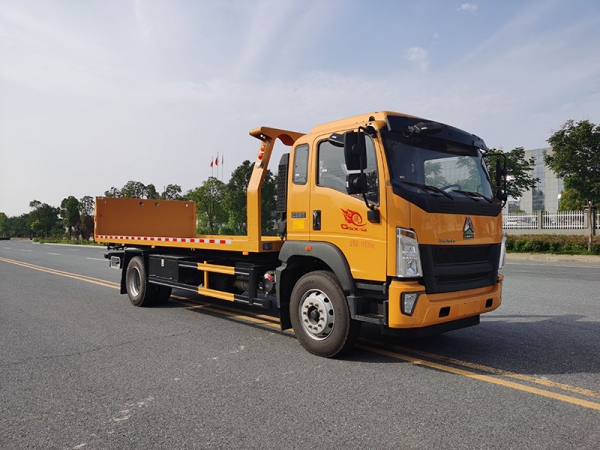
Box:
left=506, top=252, right=600, bottom=264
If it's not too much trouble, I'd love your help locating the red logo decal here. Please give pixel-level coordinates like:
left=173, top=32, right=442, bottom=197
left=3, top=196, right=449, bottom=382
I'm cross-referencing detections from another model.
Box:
left=341, top=208, right=365, bottom=226
left=341, top=209, right=367, bottom=232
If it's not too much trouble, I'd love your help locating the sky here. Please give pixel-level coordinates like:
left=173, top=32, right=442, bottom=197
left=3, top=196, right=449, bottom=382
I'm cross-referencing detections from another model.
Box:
left=1, top=0, right=599, bottom=217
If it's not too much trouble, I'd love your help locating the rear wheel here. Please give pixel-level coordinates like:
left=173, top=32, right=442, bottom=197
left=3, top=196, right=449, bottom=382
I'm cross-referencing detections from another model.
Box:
left=125, top=256, right=156, bottom=307
left=290, top=271, right=361, bottom=357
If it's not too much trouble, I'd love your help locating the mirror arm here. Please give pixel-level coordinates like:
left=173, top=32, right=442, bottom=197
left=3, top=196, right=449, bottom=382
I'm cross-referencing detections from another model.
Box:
left=356, top=126, right=380, bottom=218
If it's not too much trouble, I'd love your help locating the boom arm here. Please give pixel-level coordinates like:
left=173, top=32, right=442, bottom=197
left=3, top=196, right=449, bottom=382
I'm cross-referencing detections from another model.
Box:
left=247, top=127, right=304, bottom=247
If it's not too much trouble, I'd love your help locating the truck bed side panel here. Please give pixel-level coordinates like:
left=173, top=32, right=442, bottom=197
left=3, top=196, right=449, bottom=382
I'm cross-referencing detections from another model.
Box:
left=95, top=197, right=197, bottom=238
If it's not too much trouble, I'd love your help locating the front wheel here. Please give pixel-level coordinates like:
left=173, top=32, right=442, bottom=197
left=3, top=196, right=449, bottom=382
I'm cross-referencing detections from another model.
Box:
left=290, top=271, right=361, bottom=357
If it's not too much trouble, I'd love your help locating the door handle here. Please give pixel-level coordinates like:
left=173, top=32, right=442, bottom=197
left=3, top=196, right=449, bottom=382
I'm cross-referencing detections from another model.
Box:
left=313, top=210, right=321, bottom=231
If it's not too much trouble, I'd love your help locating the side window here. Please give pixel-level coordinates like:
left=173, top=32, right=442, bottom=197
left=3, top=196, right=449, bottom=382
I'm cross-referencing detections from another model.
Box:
left=293, top=144, right=309, bottom=185
left=317, top=140, right=347, bottom=192
left=317, top=135, right=379, bottom=204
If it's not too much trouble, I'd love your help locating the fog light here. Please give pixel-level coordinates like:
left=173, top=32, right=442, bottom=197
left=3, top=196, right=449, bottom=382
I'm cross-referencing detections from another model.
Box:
left=401, top=292, right=421, bottom=316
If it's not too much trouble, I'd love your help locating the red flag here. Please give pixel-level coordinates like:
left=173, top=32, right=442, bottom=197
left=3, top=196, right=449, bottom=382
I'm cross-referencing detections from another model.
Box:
left=215, top=155, right=219, bottom=166
left=210, top=159, right=213, bottom=168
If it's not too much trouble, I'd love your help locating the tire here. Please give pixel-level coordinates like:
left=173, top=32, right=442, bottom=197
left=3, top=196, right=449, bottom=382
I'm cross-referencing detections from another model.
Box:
left=125, top=256, right=156, bottom=307
left=290, top=271, right=361, bottom=357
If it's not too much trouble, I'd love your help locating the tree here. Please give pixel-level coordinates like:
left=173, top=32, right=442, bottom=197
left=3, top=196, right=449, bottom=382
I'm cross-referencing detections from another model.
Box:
left=546, top=119, right=600, bottom=251
left=0, top=212, right=8, bottom=237
left=485, top=147, right=540, bottom=200
left=222, top=161, right=252, bottom=235
left=545, top=119, right=600, bottom=207
left=145, top=184, right=159, bottom=199
left=104, top=187, right=122, bottom=197
left=221, top=160, right=278, bottom=236
left=78, top=196, right=95, bottom=240
left=187, top=177, right=227, bottom=234
left=161, top=184, right=184, bottom=200
left=79, top=196, right=94, bottom=217
left=60, top=196, right=81, bottom=240
left=3, top=213, right=32, bottom=237
left=558, top=186, right=587, bottom=211
left=29, top=200, right=61, bottom=238
left=105, top=181, right=179, bottom=200
left=120, top=181, right=149, bottom=198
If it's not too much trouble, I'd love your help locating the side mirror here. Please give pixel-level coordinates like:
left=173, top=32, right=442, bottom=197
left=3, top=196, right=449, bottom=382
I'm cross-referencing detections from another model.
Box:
left=346, top=173, right=367, bottom=194
left=344, top=131, right=367, bottom=171
left=495, top=155, right=508, bottom=203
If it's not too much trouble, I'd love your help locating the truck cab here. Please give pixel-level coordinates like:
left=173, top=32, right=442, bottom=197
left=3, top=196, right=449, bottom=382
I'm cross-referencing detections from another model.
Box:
left=274, top=112, right=505, bottom=355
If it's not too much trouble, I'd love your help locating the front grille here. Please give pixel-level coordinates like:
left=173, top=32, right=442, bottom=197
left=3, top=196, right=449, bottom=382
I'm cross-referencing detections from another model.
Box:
left=420, top=244, right=500, bottom=294
left=436, top=273, right=489, bottom=284
left=433, top=245, right=490, bottom=265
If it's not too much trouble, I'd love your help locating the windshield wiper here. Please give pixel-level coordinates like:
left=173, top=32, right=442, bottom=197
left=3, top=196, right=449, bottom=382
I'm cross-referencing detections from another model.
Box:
left=401, top=181, right=454, bottom=200
left=451, top=190, right=492, bottom=202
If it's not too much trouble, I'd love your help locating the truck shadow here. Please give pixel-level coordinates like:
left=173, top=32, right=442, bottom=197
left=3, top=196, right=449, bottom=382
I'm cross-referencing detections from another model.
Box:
left=354, top=314, right=600, bottom=376
left=161, top=291, right=599, bottom=377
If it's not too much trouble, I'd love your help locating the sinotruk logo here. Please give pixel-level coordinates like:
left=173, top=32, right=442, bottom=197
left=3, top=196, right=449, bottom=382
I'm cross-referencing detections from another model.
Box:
left=463, top=217, right=475, bottom=239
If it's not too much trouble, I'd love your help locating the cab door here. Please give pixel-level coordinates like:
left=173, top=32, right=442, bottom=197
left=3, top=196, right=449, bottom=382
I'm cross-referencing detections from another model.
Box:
left=308, top=132, right=387, bottom=282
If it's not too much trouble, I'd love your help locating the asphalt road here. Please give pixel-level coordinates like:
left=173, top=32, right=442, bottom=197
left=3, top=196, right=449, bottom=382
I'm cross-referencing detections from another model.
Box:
left=1, top=240, right=599, bottom=449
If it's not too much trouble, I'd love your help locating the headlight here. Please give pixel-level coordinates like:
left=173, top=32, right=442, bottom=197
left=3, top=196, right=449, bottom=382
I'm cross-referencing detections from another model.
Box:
left=396, top=228, right=422, bottom=277
left=499, top=236, right=507, bottom=269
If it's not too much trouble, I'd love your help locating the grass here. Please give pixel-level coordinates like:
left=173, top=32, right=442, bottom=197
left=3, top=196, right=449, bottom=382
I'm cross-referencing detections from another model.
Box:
left=34, top=238, right=102, bottom=246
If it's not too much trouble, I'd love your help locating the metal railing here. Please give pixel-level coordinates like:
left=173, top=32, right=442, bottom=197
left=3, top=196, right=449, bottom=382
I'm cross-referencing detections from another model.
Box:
left=503, top=210, right=599, bottom=230
left=503, top=212, right=538, bottom=229
left=542, top=211, right=585, bottom=229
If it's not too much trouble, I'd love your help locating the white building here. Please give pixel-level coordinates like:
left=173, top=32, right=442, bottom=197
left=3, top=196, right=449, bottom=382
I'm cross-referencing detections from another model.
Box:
left=507, top=148, right=563, bottom=213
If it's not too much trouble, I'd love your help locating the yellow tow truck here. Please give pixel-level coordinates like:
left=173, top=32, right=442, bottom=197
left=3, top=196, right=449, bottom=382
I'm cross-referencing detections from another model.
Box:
left=96, top=111, right=507, bottom=357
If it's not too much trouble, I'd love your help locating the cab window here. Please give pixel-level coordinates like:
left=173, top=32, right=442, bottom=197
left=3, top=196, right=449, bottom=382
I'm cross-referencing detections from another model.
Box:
left=317, top=136, right=379, bottom=204
left=292, top=144, right=309, bottom=185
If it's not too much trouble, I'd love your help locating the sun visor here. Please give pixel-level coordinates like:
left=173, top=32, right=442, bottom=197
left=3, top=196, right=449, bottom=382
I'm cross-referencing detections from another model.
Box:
left=386, top=115, right=488, bottom=151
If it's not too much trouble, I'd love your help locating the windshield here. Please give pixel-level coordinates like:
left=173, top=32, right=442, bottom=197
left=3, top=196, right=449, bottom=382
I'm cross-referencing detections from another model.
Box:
left=384, top=134, right=494, bottom=201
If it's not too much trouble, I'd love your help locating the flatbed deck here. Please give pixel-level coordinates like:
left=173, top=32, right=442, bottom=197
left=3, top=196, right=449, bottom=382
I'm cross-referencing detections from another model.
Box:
left=94, top=197, right=283, bottom=253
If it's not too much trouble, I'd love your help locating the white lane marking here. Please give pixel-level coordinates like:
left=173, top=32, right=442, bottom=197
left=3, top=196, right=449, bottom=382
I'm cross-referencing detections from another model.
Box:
left=47, top=252, right=62, bottom=256
left=86, top=257, right=106, bottom=261
left=21, top=249, right=32, bottom=252
left=2, top=247, right=11, bottom=249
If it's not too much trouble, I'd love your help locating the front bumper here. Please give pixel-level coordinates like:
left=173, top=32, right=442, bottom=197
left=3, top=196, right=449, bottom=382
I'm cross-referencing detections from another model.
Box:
left=386, top=275, right=503, bottom=329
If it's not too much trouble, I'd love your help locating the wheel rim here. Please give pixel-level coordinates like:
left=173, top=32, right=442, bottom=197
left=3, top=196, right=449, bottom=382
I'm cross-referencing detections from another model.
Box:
left=128, top=266, right=141, bottom=297
left=299, top=289, right=334, bottom=340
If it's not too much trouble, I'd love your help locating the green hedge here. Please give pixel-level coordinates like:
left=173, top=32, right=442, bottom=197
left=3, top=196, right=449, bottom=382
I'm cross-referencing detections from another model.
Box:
left=505, top=234, right=600, bottom=255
